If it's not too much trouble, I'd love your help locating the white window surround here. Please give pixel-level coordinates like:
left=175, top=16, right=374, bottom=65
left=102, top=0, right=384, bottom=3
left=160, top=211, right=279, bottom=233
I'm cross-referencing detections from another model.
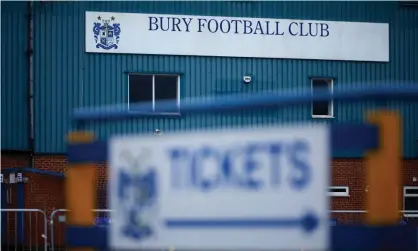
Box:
left=127, top=73, right=181, bottom=114
left=328, top=186, right=349, bottom=197
left=403, top=186, right=418, bottom=217
left=311, top=78, right=334, bottom=118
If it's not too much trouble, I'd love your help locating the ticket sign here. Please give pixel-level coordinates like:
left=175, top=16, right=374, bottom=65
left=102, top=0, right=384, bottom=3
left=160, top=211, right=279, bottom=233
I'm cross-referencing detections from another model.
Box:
left=109, top=125, right=330, bottom=250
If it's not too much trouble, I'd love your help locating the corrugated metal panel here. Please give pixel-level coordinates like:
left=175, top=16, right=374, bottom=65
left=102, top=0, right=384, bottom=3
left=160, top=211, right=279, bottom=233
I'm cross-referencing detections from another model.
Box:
left=32, top=1, right=418, bottom=157
left=1, top=2, right=29, bottom=150
left=387, top=6, right=418, bottom=159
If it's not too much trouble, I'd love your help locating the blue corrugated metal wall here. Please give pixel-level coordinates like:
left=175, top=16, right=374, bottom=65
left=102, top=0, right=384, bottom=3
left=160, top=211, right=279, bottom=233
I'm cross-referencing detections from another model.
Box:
left=3, top=1, right=418, bottom=157
left=1, top=1, right=29, bottom=150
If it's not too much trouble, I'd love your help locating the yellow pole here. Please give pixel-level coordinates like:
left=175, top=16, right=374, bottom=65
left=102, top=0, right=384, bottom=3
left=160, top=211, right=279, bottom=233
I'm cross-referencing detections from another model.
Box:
left=365, top=110, right=402, bottom=225
left=66, top=131, right=96, bottom=251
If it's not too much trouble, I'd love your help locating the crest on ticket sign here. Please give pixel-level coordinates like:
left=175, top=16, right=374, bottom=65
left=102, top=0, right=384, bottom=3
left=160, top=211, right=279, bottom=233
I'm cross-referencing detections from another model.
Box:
left=116, top=149, right=158, bottom=241
left=93, top=15, right=121, bottom=50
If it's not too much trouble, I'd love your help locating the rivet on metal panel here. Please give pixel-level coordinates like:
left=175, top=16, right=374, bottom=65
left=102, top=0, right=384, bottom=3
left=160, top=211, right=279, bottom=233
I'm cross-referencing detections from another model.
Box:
left=365, top=110, right=402, bottom=225
left=66, top=131, right=96, bottom=251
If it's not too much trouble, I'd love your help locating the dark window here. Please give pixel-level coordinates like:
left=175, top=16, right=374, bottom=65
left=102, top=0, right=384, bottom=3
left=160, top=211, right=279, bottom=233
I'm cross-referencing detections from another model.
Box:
left=312, top=78, right=333, bottom=117
left=405, top=188, right=418, bottom=195
left=328, top=186, right=349, bottom=197
left=129, top=75, right=153, bottom=110
left=404, top=187, right=418, bottom=217
left=405, top=197, right=418, bottom=210
left=330, top=188, right=346, bottom=193
left=154, top=75, right=178, bottom=112
left=129, top=74, right=179, bottom=113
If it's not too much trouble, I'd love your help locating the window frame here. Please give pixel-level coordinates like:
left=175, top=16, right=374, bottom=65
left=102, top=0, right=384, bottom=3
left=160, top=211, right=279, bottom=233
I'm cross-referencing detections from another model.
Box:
left=311, top=78, right=334, bottom=118
left=127, top=73, right=181, bottom=115
left=328, top=186, right=349, bottom=197
left=403, top=186, right=418, bottom=217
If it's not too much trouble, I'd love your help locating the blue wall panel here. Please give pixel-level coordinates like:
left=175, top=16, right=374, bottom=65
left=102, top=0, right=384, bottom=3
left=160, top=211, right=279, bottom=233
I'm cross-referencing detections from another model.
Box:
left=1, top=1, right=29, bottom=150
left=28, top=1, right=418, bottom=156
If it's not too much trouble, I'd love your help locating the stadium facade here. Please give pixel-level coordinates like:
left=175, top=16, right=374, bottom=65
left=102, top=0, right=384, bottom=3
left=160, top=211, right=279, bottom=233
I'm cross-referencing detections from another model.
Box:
left=1, top=1, right=418, bottom=224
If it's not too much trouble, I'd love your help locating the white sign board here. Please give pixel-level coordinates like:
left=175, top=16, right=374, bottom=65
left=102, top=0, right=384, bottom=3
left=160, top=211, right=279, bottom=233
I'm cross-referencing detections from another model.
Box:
left=86, top=11, right=389, bottom=62
left=110, top=125, right=330, bottom=250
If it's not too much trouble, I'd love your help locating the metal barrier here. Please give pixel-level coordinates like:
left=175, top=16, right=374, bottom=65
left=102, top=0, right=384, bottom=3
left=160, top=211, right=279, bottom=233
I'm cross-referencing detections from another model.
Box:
left=1, top=209, right=48, bottom=251
left=65, top=86, right=418, bottom=250
left=2, top=208, right=412, bottom=251
left=50, top=209, right=113, bottom=251
left=48, top=209, right=418, bottom=250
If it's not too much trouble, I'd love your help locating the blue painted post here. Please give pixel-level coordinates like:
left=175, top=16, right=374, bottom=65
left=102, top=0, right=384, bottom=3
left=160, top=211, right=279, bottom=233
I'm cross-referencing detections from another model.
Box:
left=66, top=131, right=96, bottom=251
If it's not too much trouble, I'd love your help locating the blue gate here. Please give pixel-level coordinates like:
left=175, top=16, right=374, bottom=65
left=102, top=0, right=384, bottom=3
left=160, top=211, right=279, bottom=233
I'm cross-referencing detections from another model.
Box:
left=65, top=85, right=418, bottom=250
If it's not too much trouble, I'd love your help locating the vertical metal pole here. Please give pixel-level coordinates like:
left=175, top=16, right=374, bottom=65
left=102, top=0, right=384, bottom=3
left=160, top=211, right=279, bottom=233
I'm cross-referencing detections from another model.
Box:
left=66, top=131, right=96, bottom=251
left=365, top=110, right=402, bottom=225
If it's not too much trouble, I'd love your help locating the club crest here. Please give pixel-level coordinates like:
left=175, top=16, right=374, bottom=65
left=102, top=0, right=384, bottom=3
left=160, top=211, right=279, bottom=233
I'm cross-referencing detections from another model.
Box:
left=116, top=149, right=158, bottom=241
left=93, top=15, right=121, bottom=50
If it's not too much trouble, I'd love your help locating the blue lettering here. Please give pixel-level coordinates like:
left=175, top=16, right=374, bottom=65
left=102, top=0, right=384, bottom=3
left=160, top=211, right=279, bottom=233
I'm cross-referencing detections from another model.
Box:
left=254, top=21, right=264, bottom=35
left=220, top=19, right=231, bottom=33
left=243, top=20, right=253, bottom=34
left=320, top=23, right=329, bottom=37
left=269, top=143, right=282, bottom=186
left=148, top=16, right=193, bottom=32
left=191, top=147, right=222, bottom=191
left=298, top=22, right=309, bottom=37
left=308, top=23, right=318, bottom=37
left=198, top=18, right=207, bottom=32
left=264, top=21, right=275, bottom=35
left=289, top=22, right=298, bottom=36
left=207, top=19, right=219, bottom=33
left=288, top=22, right=329, bottom=37
left=230, top=20, right=242, bottom=34
left=168, top=140, right=312, bottom=192
left=159, top=17, right=170, bottom=31
left=183, top=18, right=192, bottom=32
left=168, top=148, right=190, bottom=188
left=149, top=16, right=329, bottom=36
left=221, top=148, right=234, bottom=184
left=148, top=17, right=159, bottom=31
left=171, top=17, right=181, bottom=32
left=287, top=140, right=311, bottom=190
left=274, top=21, right=284, bottom=35
left=242, top=143, right=263, bottom=189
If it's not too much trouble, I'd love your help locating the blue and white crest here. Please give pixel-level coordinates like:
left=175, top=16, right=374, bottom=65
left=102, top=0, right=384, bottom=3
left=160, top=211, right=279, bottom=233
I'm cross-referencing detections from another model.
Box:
left=116, top=149, right=158, bottom=241
left=93, top=15, right=121, bottom=50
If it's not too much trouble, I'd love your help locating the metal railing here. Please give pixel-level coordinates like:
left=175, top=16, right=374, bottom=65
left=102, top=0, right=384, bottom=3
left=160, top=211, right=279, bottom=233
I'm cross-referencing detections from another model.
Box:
left=49, top=209, right=113, bottom=251
left=1, top=209, right=48, bottom=251
left=1, top=208, right=415, bottom=251
left=47, top=209, right=418, bottom=250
